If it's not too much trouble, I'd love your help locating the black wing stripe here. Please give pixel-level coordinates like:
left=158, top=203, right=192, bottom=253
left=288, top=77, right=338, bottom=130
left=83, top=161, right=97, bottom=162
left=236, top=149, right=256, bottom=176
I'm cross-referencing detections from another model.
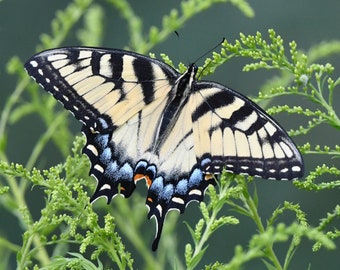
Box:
left=192, top=88, right=235, bottom=121
left=133, top=56, right=155, bottom=104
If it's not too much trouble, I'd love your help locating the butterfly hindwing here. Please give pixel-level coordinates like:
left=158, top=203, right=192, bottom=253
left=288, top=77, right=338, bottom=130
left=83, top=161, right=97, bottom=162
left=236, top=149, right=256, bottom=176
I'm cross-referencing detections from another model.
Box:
left=190, top=82, right=303, bottom=180
left=25, top=47, right=304, bottom=251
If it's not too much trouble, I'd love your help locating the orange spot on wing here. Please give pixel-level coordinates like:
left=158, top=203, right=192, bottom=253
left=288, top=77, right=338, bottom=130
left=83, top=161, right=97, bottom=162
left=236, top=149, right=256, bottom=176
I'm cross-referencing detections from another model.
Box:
left=134, top=174, right=144, bottom=182
left=145, top=175, right=152, bottom=188
left=134, top=174, right=152, bottom=188
left=147, top=197, right=153, bottom=203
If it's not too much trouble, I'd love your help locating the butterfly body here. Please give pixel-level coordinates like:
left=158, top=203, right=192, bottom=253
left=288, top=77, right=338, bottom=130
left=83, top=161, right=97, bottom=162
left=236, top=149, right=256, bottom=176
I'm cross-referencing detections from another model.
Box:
left=25, top=47, right=303, bottom=250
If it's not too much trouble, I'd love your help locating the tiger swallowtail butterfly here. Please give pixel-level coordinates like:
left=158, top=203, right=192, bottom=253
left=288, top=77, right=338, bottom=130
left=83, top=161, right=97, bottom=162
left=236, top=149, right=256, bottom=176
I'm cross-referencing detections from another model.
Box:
left=25, top=47, right=304, bottom=250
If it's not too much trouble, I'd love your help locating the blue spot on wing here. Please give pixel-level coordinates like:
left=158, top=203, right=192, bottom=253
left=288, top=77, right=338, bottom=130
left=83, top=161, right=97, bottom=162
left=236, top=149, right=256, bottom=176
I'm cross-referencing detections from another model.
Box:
left=101, top=148, right=112, bottom=164
left=95, top=133, right=109, bottom=149
left=160, top=184, right=174, bottom=202
left=118, top=163, right=134, bottom=179
left=149, top=177, right=164, bottom=194
left=188, top=168, right=204, bottom=187
left=105, top=161, right=118, bottom=177
left=175, top=179, right=188, bottom=195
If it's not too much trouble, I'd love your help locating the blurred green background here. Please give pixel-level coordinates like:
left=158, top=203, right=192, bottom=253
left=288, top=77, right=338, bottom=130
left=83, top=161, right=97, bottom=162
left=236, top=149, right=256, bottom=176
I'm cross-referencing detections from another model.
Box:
left=1, top=0, right=340, bottom=269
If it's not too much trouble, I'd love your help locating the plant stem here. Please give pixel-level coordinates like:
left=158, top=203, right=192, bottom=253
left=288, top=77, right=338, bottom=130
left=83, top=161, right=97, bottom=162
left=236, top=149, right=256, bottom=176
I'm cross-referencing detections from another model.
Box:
left=187, top=180, right=231, bottom=270
left=0, top=78, right=29, bottom=142
left=241, top=183, right=283, bottom=270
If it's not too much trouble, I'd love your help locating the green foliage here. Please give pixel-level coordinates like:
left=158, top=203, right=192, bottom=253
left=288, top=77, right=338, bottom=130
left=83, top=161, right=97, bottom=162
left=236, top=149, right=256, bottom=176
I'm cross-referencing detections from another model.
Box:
left=107, top=0, right=254, bottom=54
left=1, top=0, right=340, bottom=269
left=1, top=138, right=133, bottom=269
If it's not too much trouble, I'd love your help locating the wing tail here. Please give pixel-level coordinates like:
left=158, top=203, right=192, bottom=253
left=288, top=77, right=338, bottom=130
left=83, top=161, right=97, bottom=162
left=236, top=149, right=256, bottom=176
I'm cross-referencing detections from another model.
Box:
left=146, top=168, right=216, bottom=250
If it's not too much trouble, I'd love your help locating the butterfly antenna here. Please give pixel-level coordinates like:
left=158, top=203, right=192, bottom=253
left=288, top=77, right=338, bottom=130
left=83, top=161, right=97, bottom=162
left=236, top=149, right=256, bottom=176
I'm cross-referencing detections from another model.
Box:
left=195, top=38, right=225, bottom=80
left=193, top=37, right=225, bottom=64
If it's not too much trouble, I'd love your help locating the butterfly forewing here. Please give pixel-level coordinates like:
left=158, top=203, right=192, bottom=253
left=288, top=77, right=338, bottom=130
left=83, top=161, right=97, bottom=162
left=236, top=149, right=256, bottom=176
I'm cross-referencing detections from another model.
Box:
left=25, top=47, right=304, bottom=251
left=25, top=47, right=177, bottom=131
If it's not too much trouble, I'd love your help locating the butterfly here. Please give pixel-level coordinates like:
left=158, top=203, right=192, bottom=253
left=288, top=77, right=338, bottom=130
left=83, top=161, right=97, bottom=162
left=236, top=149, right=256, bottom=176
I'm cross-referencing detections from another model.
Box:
left=25, top=47, right=304, bottom=250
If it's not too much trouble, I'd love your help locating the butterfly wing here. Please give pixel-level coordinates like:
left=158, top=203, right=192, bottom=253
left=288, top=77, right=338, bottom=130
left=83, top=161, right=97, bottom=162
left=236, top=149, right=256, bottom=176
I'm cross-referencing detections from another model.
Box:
left=190, top=81, right=304, bottom=180
left=25, top=47, right=178, bottom=131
